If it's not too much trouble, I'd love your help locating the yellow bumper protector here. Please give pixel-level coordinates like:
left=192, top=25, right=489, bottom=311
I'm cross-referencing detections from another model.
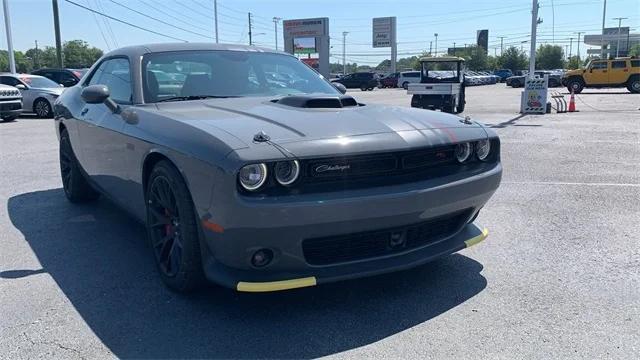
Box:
left=237, top=276, right=317, bottom=292
left=464, top=228, right=489, bottom=248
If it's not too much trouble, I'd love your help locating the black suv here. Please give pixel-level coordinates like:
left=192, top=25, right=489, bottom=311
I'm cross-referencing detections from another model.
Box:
left=31, top=68, right=88, bottom=87
left=331, top=72, right=380, bottom=91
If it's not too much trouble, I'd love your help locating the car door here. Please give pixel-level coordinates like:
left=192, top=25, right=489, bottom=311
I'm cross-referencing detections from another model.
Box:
left=77, top=57, right=134, bottom=203
left=608, top=60, right=628, bottom=85
left=341, top=74, right=356, bottom=88
left=585, top=61, right=608, bottom=85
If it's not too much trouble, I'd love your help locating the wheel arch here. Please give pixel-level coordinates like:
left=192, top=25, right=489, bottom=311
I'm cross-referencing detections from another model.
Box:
left=142, top=151, right=173, bottom=195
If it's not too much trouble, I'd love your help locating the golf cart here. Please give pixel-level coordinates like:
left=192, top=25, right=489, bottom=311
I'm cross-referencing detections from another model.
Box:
left=408, top=56, right=466, bottom=114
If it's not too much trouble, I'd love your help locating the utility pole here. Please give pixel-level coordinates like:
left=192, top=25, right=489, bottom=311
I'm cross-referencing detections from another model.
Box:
left=342, top=31, right=348, bottom=75
left=453, top=42, right=456, bottom=55
left=213, top=0, right=218, bottom=43
left=569, top=37, right=573, bottom=59
left=613, top=17, right=627, bottom=57
left=52, top=0, right=63, bottom=67
left=273, top=17, right=281, bottom=51
left=434, top=33, right=438, bottom=56
left=498, top=36, right=506, bottom=55
left=575, top=31, right=583, bottom=60
left=429, top=41, right=432, bottom=56
left=601, top=0, right=607, bottom=58
left=248, top=12, right=253, bottom=45
left=2, top=0, right=16, bottom=73
left=34, top=40, right=39, bottom=69
left=528, top=0, right=540, bottom=77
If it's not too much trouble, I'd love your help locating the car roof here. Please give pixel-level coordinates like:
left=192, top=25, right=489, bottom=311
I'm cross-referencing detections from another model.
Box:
left=103, top=42, right=288, bottom=58
left=419, top=56, right=465, bottom=62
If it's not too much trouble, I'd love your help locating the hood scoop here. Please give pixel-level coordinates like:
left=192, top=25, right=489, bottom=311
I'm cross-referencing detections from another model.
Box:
left=273, top=94, right=360, bottom=109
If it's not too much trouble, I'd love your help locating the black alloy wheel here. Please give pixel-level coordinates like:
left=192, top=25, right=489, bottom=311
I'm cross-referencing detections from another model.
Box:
left=59, top=129, right=100, bottom=202
left=146, top=160, right=204, bottom=292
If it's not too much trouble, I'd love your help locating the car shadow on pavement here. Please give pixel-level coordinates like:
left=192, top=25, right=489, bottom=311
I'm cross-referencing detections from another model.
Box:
left=7, top=188, right=487, bottom=359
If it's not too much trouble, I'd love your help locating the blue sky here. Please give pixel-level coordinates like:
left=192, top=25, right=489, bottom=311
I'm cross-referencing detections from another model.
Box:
left=1, top=0, right=638, bottom=65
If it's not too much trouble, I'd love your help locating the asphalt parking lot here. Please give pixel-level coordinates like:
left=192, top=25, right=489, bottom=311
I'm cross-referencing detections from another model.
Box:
left=1, top=85, right=639, bottom=359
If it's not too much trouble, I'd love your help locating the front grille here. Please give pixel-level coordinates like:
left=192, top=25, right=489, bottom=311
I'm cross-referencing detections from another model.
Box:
left=0, top=102, right=21, bottom=111
left=302, top=209, right=471, bottom=266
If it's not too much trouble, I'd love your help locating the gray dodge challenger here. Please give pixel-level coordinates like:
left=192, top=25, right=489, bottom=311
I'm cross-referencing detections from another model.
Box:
left=54, top=43, right=502, bottom=293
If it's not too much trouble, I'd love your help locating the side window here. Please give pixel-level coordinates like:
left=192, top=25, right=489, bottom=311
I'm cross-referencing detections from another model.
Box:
left=0, top=76, right=21, bottom=87
left=611, top=61, right=626, bottom=69
left=632, top=60, right=640, bottom=68
left=591, top=62, right=607, bottom=70
left=60, top=72, right=77, bottom=85
left=88, top=58, right=132, bottom=104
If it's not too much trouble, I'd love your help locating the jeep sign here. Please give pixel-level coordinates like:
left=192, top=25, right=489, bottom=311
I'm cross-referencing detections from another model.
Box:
left=372, top=17, right=396, bottom=48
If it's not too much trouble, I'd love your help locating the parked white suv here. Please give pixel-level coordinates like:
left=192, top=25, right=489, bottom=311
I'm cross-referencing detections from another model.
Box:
left=398, top=71, right=421, bottom=89
left=0, top=84, right=22, bottom=122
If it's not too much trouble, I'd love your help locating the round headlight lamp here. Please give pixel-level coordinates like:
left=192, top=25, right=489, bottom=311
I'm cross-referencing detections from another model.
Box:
left=455, top=142, right=473, bottom=163
left=275, top=160, right=300, bottom=186
left=238, top=163, right=267, bottom=191
left=476, top=139, right=491, bottom=161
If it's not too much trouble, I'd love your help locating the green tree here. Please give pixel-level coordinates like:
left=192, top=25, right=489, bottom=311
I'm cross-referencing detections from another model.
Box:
left=629, top=44, right=640, bottom=57
left=536, top=44, right=565, bottom=70
left=496, top=46, right=528, bottom=72
left=464, top=46, right=488, bottom=70
left=62, top=40, right=103, bottom=68
left=566, top=56, right=583, bottom=69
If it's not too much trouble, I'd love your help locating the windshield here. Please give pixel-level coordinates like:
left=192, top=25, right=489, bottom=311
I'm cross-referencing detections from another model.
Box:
left=142, top=50, right=339, bottom=102
left=20, top=76, right=60, bottom=88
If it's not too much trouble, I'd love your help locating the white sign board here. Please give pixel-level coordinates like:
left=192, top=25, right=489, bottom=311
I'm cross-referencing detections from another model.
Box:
left=283, top=18, right=328, bottom=38
left=372, top=17, right=396, bottom=48
left=520, top=75, right=549, bottom=114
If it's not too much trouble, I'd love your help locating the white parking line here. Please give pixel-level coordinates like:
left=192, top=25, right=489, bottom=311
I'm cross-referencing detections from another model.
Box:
left=503, top=181, right=640, bottom=187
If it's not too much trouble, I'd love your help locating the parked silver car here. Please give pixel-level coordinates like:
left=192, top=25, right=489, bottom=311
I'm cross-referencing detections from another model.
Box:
left=0, top=84, right=22, bottom=122
left=0, top=74, right=65, bottom=118
left=54, top=43, right=502, bottom=293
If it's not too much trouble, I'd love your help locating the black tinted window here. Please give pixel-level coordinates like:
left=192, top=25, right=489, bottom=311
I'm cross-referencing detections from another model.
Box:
left=0, top=76, right=21, bottom=87
left=632, top=60, right=640, bottom=67
left=88, top=58, right=132, bottom=103
left=611, top=61, right=626, bottom=69
left=591, top=62, right=607, bottom=70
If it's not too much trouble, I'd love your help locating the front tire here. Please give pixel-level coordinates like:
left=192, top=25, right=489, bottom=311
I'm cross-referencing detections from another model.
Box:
left=402, top=81, right=409, bottom=90
left=566, top=78, right=584, bottom=94
left=34, top=98, right=53, bottom=118
left=59, top=129, right=100, bottom=203
left=146, top=160, right=205, bottom=293
left=1, top=116, right=17, bottom=123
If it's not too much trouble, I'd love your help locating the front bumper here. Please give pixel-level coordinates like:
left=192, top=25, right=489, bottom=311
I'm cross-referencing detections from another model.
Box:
left=199, top=163, right=501, bottom=291
left=0, top=100, right=22, bottom=118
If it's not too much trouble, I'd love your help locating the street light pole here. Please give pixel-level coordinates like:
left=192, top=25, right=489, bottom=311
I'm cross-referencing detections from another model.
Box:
left=569, top=38, right=573, bottom=59
left=214, top=0, right=218, bottom=43
left=528, top=0, right=539, bottom=77
left=613, top=17, right=627, bottom=57
left=434, top=33, right=438, bottom=56
left=575, top=32, right=583, bottom=60
left=342, top=31, right=348, bottom=75
left=2, top=0, right=16, bottom=73
left=601, top=0, right=607, bottom=58
left=273, top=17, right=281, bottom=51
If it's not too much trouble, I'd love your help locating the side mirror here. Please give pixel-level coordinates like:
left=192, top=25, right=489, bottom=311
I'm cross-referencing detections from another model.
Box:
left=333, top=82, right=347, bottom=94
left=81, top=84, right=120, bottom=113
left=15, top=84, right=26, bottom=90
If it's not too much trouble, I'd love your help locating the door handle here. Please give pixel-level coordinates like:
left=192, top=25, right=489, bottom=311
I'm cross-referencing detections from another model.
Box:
left=80, top=108, right=89, bottom=116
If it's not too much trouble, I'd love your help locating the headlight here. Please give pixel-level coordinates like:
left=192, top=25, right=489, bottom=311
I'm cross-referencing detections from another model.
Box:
left=455, top=142, right=473, bottom=163
left=475, top=139, right=491, bottom=161
left=275, top=160, right=300, bottom=186
left=238, top=163, right=267, bottom=191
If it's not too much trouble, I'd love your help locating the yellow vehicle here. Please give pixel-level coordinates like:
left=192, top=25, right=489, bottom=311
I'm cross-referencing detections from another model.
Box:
left=562, top=57, right=640, bottom=94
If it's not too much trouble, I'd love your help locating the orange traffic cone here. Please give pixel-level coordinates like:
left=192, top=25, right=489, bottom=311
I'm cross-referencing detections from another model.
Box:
left=568, top=90, right=576, bottom=112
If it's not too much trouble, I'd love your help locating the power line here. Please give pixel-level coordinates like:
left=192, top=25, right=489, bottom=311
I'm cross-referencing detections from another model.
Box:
left=137, top=0, right=212, bottom=34
left=106, top=0, right=213, bottom=39
left=84, top=0, right=111, bottom=50
left=64, top=0, right=188, bottom=42
left=93, top=0, right=118, bottom=47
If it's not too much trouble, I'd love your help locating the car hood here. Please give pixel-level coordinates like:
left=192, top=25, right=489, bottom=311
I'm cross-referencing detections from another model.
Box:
left=34, top=87, right=65, bottom=96
left=154, top=96, right=481, bottom=146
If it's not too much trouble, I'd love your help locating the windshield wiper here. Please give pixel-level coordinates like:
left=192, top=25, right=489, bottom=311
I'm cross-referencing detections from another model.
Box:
left=156, top=95, right=241, bottom=103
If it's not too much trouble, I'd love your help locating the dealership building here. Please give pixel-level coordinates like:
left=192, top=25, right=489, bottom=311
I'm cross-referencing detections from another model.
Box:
left=584, top=27, right=640, bottom=57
